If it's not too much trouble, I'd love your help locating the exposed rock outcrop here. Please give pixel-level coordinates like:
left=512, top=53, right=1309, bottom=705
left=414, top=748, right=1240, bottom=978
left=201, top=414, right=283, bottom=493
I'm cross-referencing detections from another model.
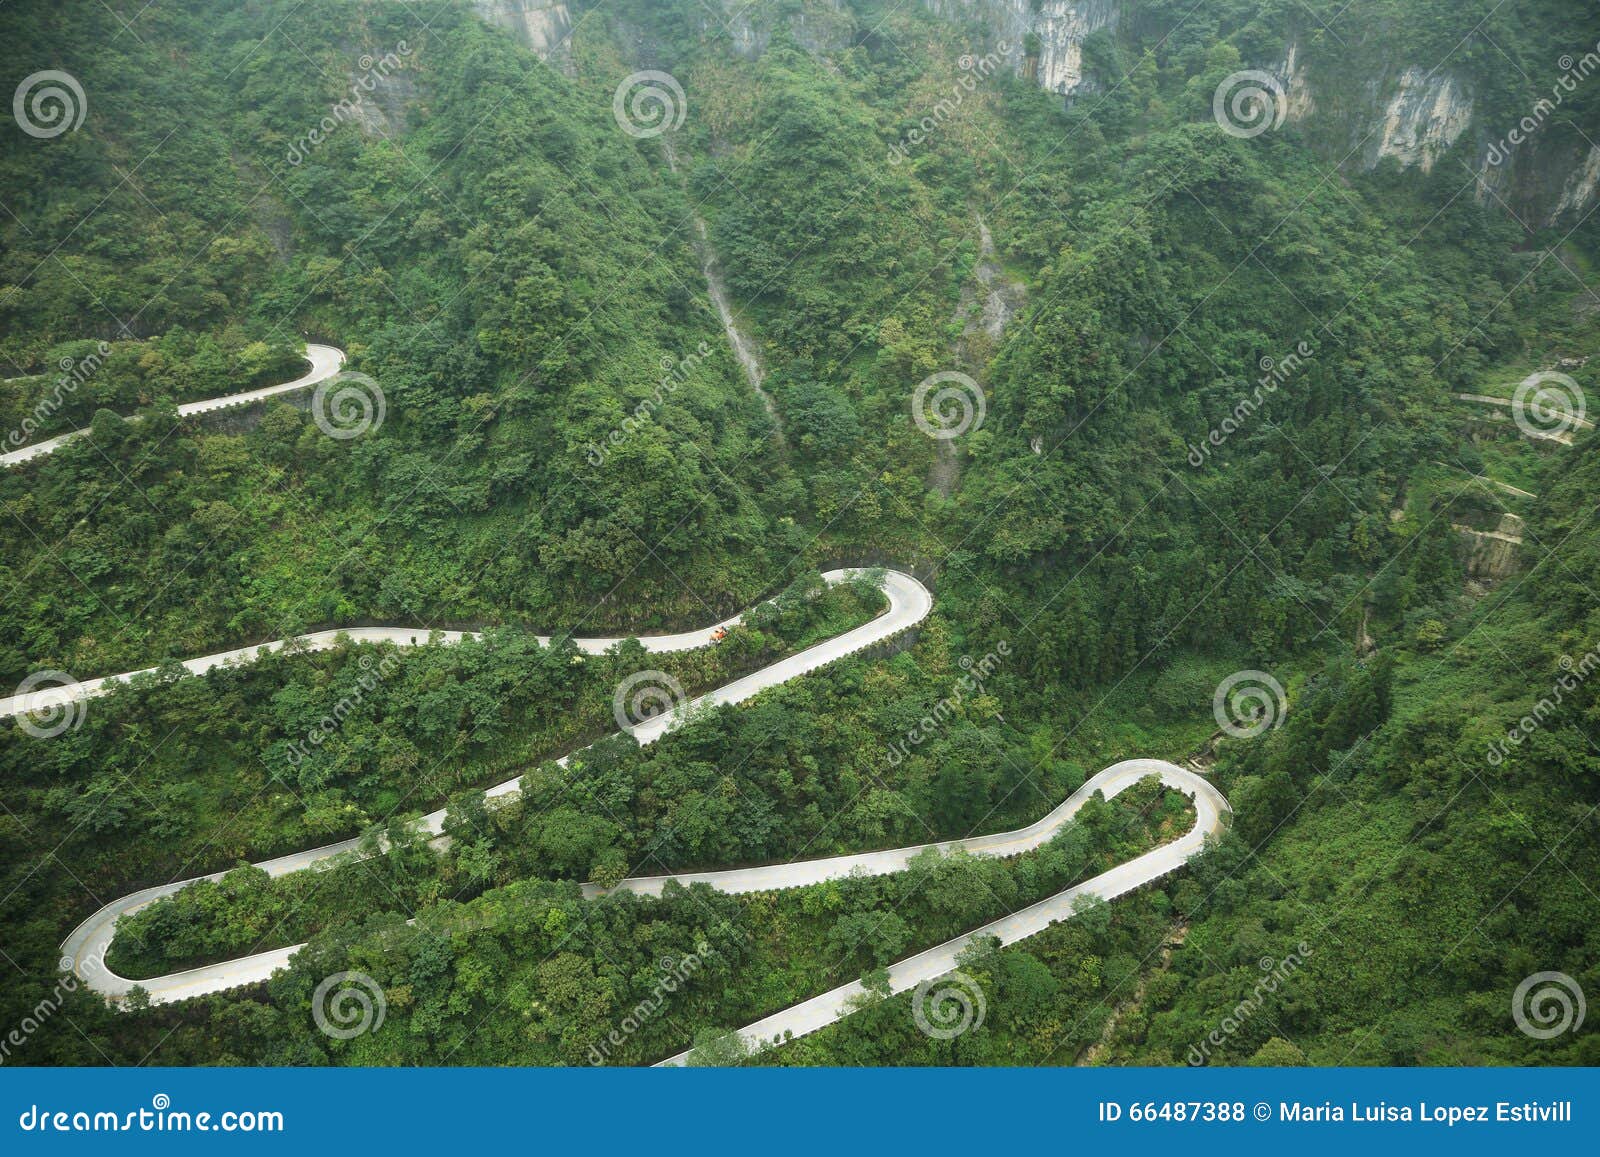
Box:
left=923, top=0, right=1118, bottom=97
left=1455, top=513, right=1524, bottom=580
left=969, top=216, right=1026, bottom=340
left=1550, top=143, right=1600, bottom=223
left=661, top=141, right=784, bottom=441
left=698, top=0, right=855, bottom=59
left=1273, top=41, right=1315, bottom=123
left=471, top=0, right=574, bottom=59
left=1366, top=67, right=1473, bottom=173
left=347, top=67, right=419, bottom=138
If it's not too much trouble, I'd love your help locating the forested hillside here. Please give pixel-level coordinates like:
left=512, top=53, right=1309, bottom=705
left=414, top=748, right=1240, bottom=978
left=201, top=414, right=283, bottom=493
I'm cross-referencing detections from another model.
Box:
left=1, top=0, right=1597, bottom=1066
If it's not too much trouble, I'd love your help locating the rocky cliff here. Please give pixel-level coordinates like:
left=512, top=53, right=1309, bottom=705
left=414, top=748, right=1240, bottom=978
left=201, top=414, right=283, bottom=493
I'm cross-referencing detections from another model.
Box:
left=471, top=0, right=573, bottom=59
left=1365, top=67, right=1474, bottom=173
left=923, top=0, right=1118, bottom=96
left=914, top=0, right=1595, bottom=225
left=682, top=0, right=855, bottom=59
left=461, top=0, right=1597, bottom=226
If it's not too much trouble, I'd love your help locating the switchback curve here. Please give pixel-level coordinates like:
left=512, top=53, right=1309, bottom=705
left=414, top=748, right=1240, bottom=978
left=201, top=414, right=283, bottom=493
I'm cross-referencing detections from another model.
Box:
left=659, top=758, right=1227, bottom=1064
left=55, top=569, right=931, bottom=1001
left=47, top=567, right=1228, bottom=1069
left=1, top=344, right=346, bottom=468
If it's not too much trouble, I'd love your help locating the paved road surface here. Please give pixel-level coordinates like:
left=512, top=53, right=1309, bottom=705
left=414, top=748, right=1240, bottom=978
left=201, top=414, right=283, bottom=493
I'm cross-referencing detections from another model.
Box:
left=0, top=344, right=345, bottom=468
left=1451, top=392, right=1592, bottom=446
left=49, top=566, right=1229, bottom=1067
left=4, top=568, right=927, bottom=724
left=56, top=569, right=929, bottom=1001
left=655, top=758, right=1227, bottom=1064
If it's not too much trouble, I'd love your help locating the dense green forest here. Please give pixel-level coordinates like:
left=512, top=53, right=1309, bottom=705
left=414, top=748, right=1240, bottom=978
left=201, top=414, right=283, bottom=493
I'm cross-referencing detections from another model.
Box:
left=1, top=0, right=1598, bottom=1066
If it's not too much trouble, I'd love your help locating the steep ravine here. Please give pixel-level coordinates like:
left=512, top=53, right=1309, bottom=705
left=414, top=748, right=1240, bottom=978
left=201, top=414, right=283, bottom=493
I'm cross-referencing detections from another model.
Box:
left=933, top=217, right=1025, bottom=496
left=695, top=217, right=780, bottom=428
left=972, top=215, right=1026, bottom=340
left=663, top=140, right=785, bottom=442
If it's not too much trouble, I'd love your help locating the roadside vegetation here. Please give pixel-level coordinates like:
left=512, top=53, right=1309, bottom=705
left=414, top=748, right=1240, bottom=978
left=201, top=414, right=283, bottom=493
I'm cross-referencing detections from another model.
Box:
left=1, top=0, right=1596, bottom=1066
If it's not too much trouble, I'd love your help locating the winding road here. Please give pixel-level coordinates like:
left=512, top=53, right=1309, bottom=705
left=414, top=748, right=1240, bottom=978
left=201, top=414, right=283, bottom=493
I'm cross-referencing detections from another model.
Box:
left=1451, top=391, right=1594, bottom=447
left=42, top=566, right=1228, bottom=1062
left=0, top=344, right=346, bottom=468
left=52, top=569, right=931, bottom=1001
left=662, top=758, right=1226, bottom=1064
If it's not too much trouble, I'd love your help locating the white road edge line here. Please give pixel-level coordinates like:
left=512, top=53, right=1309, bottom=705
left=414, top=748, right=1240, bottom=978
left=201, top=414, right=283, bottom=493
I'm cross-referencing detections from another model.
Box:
left=1, top=344, right=347, bottom=468
left=658, top=757, right=1227, bottom=1065
left=45, top=567, right=1229, bottom=1068
left=55, top=569, right=929, bottom=1000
